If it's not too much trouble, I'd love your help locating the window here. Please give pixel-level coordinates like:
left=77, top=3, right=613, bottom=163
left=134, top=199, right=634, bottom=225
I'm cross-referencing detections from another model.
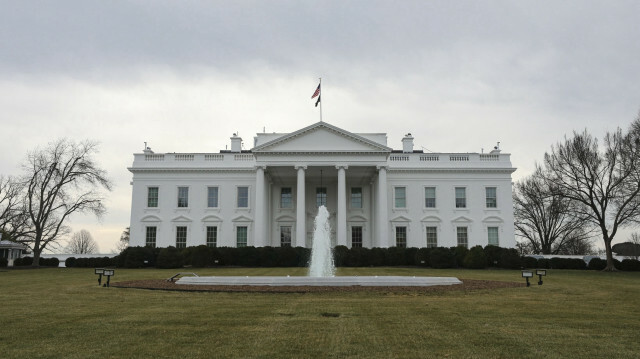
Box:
left=206, top=226, right=217, bottom=248
left=316, top=187, right=327, bottom=207
left=237, top=186, right=249, bottom=208
left=457, top=227, right=468, bottom=248
left=351, top=187, right=362, bottom=208
left=145, top=226, right=157, bottom=248
left=488, top=227, right=499, bottom=246
left=394, top=187, right=406, bottom=208
left=147, top=187, right=158, bottom=208
left=280, top=226, right=292, bottom=247
left=176, top=226, right=187, bottom=248
left=486, top=187, right=497, bottom=208
left=177, top=187, right=189, bottom=208
left=351, top=226, right=363, bottom=248
left=280, top=187, right=292, bottom=209
left=426, top=226, right=438, bottom=248
left=237, top=226, right=248, bottom=247
left=207, top=187, right=219, bottom=208
left=424, top=187, right=436, bottom=208
left=455, top=187, right=466, bottom=208
left=395, top=226, right=407, bottom=248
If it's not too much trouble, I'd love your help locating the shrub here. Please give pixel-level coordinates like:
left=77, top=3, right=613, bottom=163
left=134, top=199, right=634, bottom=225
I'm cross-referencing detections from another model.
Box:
left=333, top=245, right=348, bottom=267
left=521, top=256, right=538, bottom=268
left=429, top=247, right=455, bottom=269
left=587, top=258, right=606, bottom=270
left=499, top=249, right=522, bottom=269
left=65, top=257, right=77, bottom=267
left=294, top=247, right=311, bottom=267
left=463, top=246, right=487, bottom=269
left=14, top=256, right=32, bottom=266
left=415, top=248, right=431, bottom=267
left=41, top=257, right=59, bottom=267
left=369, top=247, right=386, bottom=266
left=450, top=246, right=469, bottom=268
left=184, top=245, right=213, bottom=267
left=0, top=257, right=7, bottom=267
left=156, top=246, right=184, bottom=269
left=484, top=245, right=503, bottom=267
left=117, top=246, right=158, bottom=268
left=619, top=259, right=640, bottom=271
left=537, top=258, right=551, bottom=269
left=550, top=257, right=587, bottom=270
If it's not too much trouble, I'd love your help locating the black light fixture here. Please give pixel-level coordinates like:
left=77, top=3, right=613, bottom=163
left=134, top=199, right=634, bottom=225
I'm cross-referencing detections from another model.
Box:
left=102, top=269, right=115, bottom=287
left=521, top=270, right=533, bottom=287
left=536, top=269, right=547, bottom=285
left=95, top=268, right=104, bottom=286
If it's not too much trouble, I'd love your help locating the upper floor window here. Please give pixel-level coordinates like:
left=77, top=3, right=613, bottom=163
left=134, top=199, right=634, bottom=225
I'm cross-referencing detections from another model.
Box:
left=207, top=187, right=219, bottom=208
left=424, top=187, right=436, bottom=208
left=455, top=187, right=466, bottom=208
left=237, top=186, right=249, bottom=208
left=351, top=187, right=362, bottom=208
left=316, top=187, right=327, bottom=207
left=486, top=187, right=497, bottom=208
left=147, top=187, right=159, bottom=208
left=280, top=187, right=292, bottom=209
left=177, top=187, right=189, bottom=208
left=394, top=187, right=406, bottom=208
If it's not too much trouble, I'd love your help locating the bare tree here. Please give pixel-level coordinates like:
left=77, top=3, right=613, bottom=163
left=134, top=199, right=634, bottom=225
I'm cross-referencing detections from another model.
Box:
left=0, top=176, right=29, bottom=240
left=66, top=229, right=98, bottom=254
left=542, top=118, right=640, bottom=271
left=513, top=168, right=592, bottom=254
left=17, top=139, right=112, bottom=266
left=555, top=232, right=595, bottom=255
left=116, top=227, right=129, bottom=253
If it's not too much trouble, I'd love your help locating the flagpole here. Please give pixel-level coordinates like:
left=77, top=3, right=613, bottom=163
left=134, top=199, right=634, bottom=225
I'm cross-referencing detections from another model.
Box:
left=319, top=77, right=323, bottom=122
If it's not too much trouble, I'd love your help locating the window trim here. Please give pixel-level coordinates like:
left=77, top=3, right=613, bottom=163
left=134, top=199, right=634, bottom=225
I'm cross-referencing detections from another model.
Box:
left=207, top=186, right=219, bottom=208
left=147, top=186, right=159, bottom=208
left=395, top=226, right=407, bottom=248
left=236, top=186, right=250, bottom=209
left=145, top=226, right=157, bottom=248
left=485, top=186, right=498, bottom=208
left=177, top=186, right=190, bottom=208
left=350, top=187, right=363, bottom=209
left=424, top=186, right=436, bottom=209
left=175, top=225, right=188, bottom=248
left=456, top=226, right=468, bottom=248
left=280, top=187, right=293, bottom=209
left=206, top=225, right=218, bottom=248
left=394, top=186, right=407, bottom=209
left=455, top=187, right=467, bottom=209
left=426, top=226, right=438, bottom=248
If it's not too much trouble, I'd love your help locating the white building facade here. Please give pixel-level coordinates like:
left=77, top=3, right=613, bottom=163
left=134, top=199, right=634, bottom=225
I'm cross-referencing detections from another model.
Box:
left=128, top=122, right=517, bottom=249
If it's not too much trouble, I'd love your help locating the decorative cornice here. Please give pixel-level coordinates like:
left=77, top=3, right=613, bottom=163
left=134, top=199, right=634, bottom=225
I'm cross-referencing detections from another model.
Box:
left=387, top=167, right=517, bottom=174
left=128, top=167, right=256, bottom=174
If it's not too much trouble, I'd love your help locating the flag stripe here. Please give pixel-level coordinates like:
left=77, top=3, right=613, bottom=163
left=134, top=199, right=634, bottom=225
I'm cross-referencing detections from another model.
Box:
left=311, top=84, right=321, bottom=99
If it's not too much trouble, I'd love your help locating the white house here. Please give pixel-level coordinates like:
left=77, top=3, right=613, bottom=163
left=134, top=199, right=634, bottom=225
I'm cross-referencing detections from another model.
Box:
left=128, top=121, right=516, bottom=249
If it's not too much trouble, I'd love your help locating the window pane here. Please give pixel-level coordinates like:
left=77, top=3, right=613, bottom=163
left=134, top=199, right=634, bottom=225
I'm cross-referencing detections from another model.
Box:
left=237, top=187, right=249, bottom=208
left=280, top=226, right=292, bottom=247
left=455, top=187, right=466, bottom=208
left=425, top=187, right=436, bottom=208
left=145, top=226, right=157, bottom=248
left=176, top=226, right=187, bottom=248
left=486, top=187, right=497, bottom=208
left=178, top=187, right=189, bottom=207
left=396, top=226, right=407, bottom=248
left=488, top=227, right=499, bottom=246
left=351, top=226, right=363, bottom=248
left=457, top=227, right=468, bottom=248
left=426, top=226, right=437, bottom=248
left=207, top=187, right=219, bottom=208
left=147, top=187, right=158, bottom=207
left=237, top=226, right=247, bottom=247
left=351, top=187, right=362, bottom=208
left=395, top=187, right=406, bottom=208
left=281, top=187, right=292, bottom=208
left=206, top=226, right=217, bottom=248
left=316, top=187, right=327, bottom=207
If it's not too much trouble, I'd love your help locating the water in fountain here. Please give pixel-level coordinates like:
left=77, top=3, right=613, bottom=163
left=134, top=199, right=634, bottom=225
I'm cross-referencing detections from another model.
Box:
left=308, top=205, right=335, bottom=277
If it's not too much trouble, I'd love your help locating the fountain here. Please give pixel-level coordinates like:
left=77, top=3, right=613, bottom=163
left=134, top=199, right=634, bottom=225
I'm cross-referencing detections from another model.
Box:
left=308, top=205, right=335, bottom=277
left=176, top=206, right=461, bottom=287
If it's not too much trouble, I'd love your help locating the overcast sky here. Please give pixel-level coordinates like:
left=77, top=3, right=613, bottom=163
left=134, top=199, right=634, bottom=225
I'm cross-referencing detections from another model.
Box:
left=1, top=1, right=639, bottom=252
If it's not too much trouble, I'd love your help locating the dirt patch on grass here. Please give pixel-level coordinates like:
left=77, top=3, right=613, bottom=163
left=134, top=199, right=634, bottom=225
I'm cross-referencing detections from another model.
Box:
left=112, top=278, right=523, bottom=293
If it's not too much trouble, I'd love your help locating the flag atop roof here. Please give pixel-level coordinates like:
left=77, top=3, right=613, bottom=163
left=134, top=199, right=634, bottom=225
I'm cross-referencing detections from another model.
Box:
left=311, top=83, right=320, bottom=99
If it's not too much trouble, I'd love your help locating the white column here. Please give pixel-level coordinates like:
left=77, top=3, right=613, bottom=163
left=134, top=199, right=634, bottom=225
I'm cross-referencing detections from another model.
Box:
left=254, top=165, right=266, bottom=247
left=376, top=165, right=388, bottom=247
left=295, top=165, right=307, bottom=247
left=336, top=165, right=348, bottom=247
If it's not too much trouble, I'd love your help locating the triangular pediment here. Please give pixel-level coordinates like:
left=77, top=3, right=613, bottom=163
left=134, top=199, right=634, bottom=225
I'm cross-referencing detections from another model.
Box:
left=253, top=122, right=391, bottom=153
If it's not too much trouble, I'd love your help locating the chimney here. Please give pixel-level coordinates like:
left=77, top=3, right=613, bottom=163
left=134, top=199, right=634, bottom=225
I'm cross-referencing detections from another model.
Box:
left=402, top=133, right=414, bottom=153
left=230, top=133, right=242, bottom=153
left=490, top=141, right=501, bottom=154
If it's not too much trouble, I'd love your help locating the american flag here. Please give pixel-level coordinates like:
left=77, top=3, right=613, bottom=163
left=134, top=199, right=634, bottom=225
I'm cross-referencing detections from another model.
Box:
left=311, top=83, right=321, bottom=99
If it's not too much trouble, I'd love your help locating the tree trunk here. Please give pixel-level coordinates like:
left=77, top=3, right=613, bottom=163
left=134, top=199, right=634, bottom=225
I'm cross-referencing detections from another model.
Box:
left=603, top=237, right=616, bottom=271
left=31, top=248, right=41, bottom=268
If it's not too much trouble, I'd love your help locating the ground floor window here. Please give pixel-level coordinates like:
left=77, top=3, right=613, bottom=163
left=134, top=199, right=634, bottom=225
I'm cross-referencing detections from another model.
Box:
left=488, top=227, right=499, bottom=246
left=351, top=226, right=363, bottom=248
left=457, top=227, right=468, bottom=248
left=176, top=226, right=187, bottom=248
left=237, top=226, right=248, bottom=247
left=280, top=226, right=292, bottom=247
left=426, top=226, right=437, bottom=248
left=395, top=226, right=407, bottom=248
left=145, top=226, right=157, bottom=248
left=206, top=226, right=217, bottom=248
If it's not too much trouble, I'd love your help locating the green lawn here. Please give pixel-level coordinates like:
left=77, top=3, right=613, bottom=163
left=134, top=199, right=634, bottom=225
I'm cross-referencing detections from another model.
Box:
left=1, top=267, right=638, bottom=359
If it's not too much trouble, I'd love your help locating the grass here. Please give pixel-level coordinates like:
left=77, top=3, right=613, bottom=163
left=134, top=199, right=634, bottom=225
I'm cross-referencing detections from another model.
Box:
left=1, top=267, right=639, bottom=359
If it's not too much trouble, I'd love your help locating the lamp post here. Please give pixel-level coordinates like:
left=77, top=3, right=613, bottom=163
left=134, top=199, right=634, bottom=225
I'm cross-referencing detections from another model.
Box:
left=95, top=268, right=104, bottom=286
left=536, top=269, right=546, bottom=285
left=521, top=270, right=533, bottom=287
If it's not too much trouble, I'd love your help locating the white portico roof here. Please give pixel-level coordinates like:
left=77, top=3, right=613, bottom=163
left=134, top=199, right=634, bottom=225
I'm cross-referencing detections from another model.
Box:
left=252, top=122, right=392, bottom=154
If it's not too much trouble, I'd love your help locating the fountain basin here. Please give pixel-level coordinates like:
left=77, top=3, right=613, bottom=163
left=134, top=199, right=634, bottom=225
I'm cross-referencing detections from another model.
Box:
left=175, top=276, right=462, bottom=287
